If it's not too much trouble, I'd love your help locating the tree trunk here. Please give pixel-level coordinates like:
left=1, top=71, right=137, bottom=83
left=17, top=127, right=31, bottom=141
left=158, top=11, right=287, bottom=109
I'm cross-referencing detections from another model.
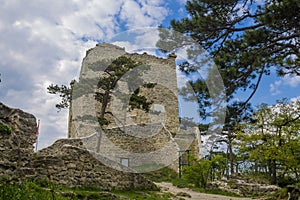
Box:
left=229, top=141, right=234, bottom=176
left=99, top=91, right=110, bottom=118
left=271, top=159, right=277, bottom=184
left=254, top=161, right=258, bottom=173
left=294, top=167, right=299, bottom=181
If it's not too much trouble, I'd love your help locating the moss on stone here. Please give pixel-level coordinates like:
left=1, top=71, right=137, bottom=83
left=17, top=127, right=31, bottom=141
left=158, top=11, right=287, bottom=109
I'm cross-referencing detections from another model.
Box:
left=0, top=123, right=12, bottom=134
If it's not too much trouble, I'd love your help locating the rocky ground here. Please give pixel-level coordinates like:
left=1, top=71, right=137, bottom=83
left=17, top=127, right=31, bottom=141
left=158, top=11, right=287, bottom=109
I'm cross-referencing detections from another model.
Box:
left=156, top=182, right=265, bottom=200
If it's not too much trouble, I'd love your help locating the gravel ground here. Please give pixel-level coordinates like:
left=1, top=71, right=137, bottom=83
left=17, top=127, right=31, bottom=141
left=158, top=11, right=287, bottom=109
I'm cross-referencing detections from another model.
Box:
left=155, top=182, right=264, bottom=200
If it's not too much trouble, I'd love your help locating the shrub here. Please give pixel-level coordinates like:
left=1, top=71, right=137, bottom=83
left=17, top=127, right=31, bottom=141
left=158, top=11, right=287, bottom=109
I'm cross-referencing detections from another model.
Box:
left=182, top=157, right=212, bottom=188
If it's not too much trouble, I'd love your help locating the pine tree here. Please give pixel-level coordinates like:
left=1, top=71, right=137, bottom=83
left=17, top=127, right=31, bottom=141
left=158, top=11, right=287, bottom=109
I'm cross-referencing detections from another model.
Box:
left=159, top=0, right=300, bottom=119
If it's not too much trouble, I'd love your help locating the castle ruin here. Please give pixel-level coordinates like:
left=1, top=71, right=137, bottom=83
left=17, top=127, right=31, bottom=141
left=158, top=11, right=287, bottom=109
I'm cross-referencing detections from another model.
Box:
left=68, top=43, right=202, bottom=172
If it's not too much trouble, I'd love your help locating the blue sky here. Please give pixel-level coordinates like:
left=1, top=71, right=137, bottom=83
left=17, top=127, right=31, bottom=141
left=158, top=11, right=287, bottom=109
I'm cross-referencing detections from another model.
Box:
left=0, top=0, right=299, bottom=150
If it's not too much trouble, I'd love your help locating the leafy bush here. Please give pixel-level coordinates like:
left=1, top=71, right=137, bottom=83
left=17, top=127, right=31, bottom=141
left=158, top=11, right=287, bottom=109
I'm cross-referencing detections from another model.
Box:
left=265, top=187, right=288, bottom=200
left=277, top=176, right=297, bottom=187
left=181, top=157, right=212, bottom=188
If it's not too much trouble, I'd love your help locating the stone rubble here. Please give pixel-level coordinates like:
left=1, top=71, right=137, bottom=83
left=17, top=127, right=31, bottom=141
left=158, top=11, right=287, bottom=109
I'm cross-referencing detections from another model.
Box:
left=0, top=102, right=157, bottom=190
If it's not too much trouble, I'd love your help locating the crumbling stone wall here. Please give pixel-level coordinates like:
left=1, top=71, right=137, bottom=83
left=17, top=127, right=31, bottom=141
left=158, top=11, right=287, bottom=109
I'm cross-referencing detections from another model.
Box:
left=78, top=123, right=179, bottom=172
left=68, top=43, right=202, bottom=173
left=0, top=102, right=157, bottom=190
left=68, top=43, right=180, bottom=138
left=0, top=102, right=36, bottom=177
left=22, top=140, right=157, bottom=190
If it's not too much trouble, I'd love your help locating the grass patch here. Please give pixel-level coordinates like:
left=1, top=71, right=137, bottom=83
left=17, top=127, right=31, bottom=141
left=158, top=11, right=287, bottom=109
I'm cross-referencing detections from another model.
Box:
left=143, top=167, right=178, bottom=183
left=172, top=178, right=191, bottom=188
left=0, top=181, right=67, bottom=200
left=0, top=181, right=174, bottom=200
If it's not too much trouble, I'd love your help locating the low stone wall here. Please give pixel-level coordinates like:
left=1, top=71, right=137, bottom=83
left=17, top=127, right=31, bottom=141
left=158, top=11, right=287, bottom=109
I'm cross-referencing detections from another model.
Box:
left=0, top=102, right=157, bottom=191
left=20, top=143, right=157, bottom=190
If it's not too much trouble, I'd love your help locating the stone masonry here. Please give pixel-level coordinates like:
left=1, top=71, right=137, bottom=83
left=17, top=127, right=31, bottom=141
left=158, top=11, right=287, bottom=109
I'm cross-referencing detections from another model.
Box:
left=0, top=102, right=36, bottom=176
left=0, top=102, right=157, bottom=190
left=68, top=43, right=202, bottom=172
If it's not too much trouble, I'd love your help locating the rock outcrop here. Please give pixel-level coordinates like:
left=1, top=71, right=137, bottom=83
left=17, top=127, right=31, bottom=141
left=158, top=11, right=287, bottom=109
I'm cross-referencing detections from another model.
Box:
left=0, top=102, right=157, bottom=190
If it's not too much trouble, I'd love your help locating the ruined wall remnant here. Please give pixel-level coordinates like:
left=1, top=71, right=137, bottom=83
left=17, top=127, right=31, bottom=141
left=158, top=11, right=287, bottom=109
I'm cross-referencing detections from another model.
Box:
left=0, top=102, right=37, bottom=177
left=25, top=139, right=157, bottom=190
left=68, top=42, right=180, bottom=138
left=0, top=102, right=157, bottom=190
left=68, top=43, right=202, bottom=172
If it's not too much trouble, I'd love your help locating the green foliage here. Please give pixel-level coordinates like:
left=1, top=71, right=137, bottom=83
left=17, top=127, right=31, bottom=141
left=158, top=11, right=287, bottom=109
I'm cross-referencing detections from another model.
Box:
left=47, top=80, right=75, bottom=111
left=96, top=56, right=142, bottom=94
left=98, top=117, right=110, bottom=126
left=235, top=99, right=300, bottom=184
left=181, top=157, right=212, bottom=188
left=210, top=155, right=227, bottom=181
left=128, top=82, right=156, bottom=113
left=143, top=83, right=157, bottom=88
left=265, top=187, right=288, bottom=200
left=0, top=181, right=173, bottom=200
left=143, top=167, right=178, bottom=183
left=48, top=55, right=154, bottom=125
left=95, top=55, right=152, bottom=122
left=0, top=181, right=66, bottom=200
left=159, top=0, right=299, bottom=123
left=0, top=123, right=12, bottom=134
left=172, top=178, right=191, bottom=188
left=129, top=87, right=153, bottom=112
left=169, top=0, right=299, bottom=75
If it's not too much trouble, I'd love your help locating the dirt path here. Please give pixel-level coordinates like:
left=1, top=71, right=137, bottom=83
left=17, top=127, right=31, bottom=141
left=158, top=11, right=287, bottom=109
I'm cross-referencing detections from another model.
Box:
left=155, top=182, right=263, bottom=200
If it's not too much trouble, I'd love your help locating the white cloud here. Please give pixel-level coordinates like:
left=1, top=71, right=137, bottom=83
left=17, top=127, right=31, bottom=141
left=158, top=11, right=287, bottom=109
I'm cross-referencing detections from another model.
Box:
left=270, top=80, right=282, bottom=95
left=270, top=75, right=300, bottom=96
left=283, top=75, right=300, bottom=87
left=0, top=0, right=172, bottom=150
left=113, top=41, right=139, bottom=52
left=177, top=0, right=187, bottom=5
left=119, top=0, right=168, bottom=28
left=111, top=27, right=160, bottom=56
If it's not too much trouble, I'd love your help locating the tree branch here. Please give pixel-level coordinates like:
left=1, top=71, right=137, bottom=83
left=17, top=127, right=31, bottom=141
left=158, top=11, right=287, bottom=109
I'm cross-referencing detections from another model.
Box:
left=240, top=65, right=265, bottom=112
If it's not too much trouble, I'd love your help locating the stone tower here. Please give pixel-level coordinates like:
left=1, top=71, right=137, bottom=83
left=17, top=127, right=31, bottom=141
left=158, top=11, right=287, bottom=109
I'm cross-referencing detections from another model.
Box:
left=68, top=43, right=201, bottom=172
